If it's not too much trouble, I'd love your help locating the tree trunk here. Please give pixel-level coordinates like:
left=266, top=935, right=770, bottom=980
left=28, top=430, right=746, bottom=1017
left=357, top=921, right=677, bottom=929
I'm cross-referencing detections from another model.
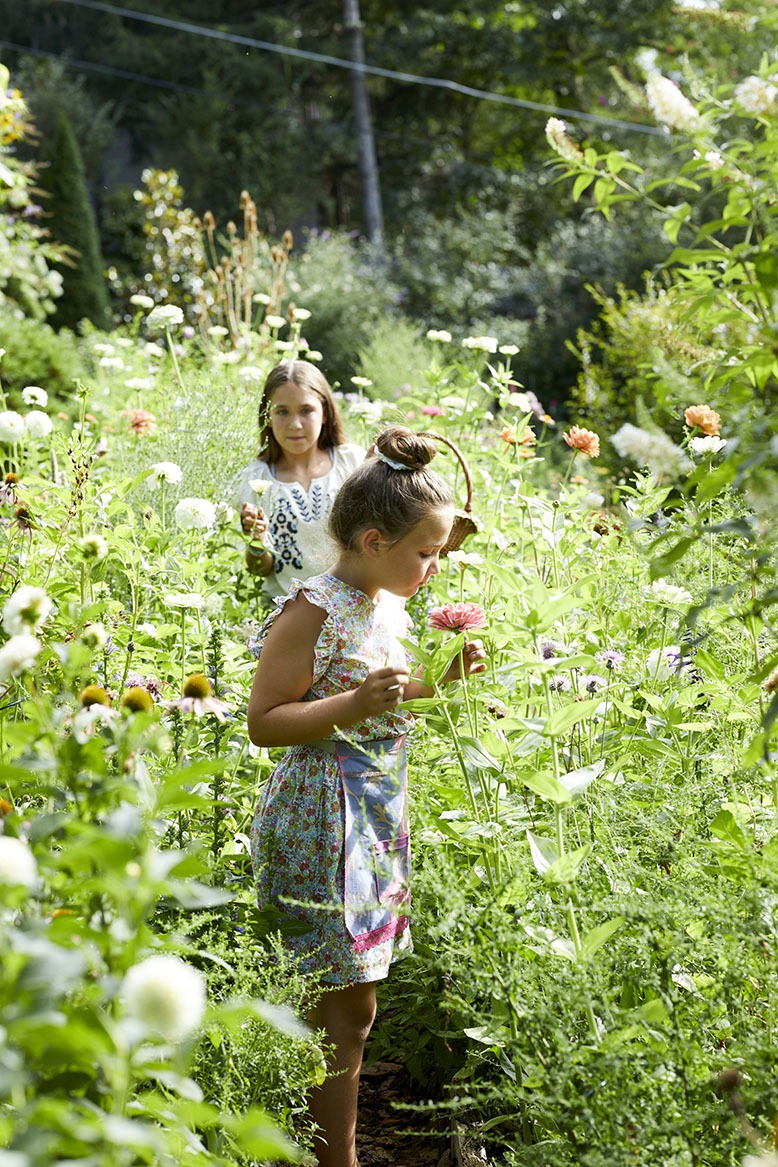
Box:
left=342, top=0, right=384, bottom=249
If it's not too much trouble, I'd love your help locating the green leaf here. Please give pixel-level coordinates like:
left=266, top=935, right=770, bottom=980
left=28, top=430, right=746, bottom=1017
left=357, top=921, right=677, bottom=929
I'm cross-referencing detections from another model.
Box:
left=754, top=251, right=778, bottom=290
left=572, top=172, right=595, bottom=202
left=544, top=843, right=592, bottom=885
left=527, top=830, right=558, bottom=876
left=542, top=698, right=601, bottom=737
left=649, top=536, right=698, bottom=577
left=580, top=917, right=624, bottom=960
left=520, top=770, right=572, bottom=805
left=710, top=809, right=749, bottom=853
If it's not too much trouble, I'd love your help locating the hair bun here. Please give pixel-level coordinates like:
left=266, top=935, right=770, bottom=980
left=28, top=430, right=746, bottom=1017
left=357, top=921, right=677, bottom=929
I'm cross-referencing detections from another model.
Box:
left=375, top=426, right=437, bottom=471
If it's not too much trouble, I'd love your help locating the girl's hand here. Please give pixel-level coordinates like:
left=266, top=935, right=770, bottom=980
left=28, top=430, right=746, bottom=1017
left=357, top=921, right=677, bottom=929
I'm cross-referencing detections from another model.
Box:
left=442, top=639, right=487, bottom=683
left=241, top=502, right=268, bottom=542
left=353, top=666, right=411, bottom=718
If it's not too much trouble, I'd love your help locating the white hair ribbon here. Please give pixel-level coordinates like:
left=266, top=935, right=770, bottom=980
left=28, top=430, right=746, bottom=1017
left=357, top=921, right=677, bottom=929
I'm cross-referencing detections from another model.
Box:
left=374, top=450, right=414, bottom=471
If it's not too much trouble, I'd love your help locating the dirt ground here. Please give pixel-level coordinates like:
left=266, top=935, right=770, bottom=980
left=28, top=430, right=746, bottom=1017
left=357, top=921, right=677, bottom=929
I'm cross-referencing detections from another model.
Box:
left=355, top=1058, right=445, bottom=1167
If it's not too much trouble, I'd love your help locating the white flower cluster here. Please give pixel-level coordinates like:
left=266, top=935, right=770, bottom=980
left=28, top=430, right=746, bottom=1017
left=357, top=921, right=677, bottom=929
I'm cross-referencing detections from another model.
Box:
left=174, top=497, right=215, bottom=530
left=0, top=835, right=38, bottom=891
left=651, top=578, right=693, bottom=607
left=164, top=591, right=205, bottom=611
left=734, top=75, right=777, bottom=116
left=145, top=305, right=184, bottom=330
left=0, top=634, right=41, bottom=683
left=646, top=644, right=693, bottom=681
left=426, top=329, right=453, bottom=343
left=347, top=398, right=384, bottom=424
left=545, top=117, right=584, bottom=165
left=21, top=386, right=47, bottom=407
left=611, top=424, right=692, bottom=479
left=121, top=954, right=206, bottom=1042
left=149, top=461, right=183, bottom=488
left=461, top=335, right=498, bottom=353
left=689, top=435, right=727, bottom=457
left=0, top=409, right=53, bottom=442
left=2, top=586, right=53, bottom=635
left=645, top=73, right=701, bottom=134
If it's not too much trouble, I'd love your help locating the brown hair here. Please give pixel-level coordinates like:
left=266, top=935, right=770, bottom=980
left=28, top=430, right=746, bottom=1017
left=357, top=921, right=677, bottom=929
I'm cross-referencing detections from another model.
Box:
left=257, top=360, right=346, bottom=462
left=329, top=426, right=452, bottom=551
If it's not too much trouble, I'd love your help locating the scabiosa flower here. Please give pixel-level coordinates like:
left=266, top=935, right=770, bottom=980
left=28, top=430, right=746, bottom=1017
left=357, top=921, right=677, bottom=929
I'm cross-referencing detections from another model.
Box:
left=81, top=623, right=110, bottom=650
left=563, top=425, right=600, bottom=458
left=121, top=686, right=154, bottom=714
left=597, top=648, right=625, bottom=671
left=684, top=404, right=721, bottom=435
left=651, top=578, right=693, bottom=606
left=121, top=954, right=206, bottom=1042
left=2, top=585, right=53, bottom=635
left=734, top=75, right=777, bottom=115
left=690, top=435, right=727, bottom=456
left=130, top=293, right=155, bottom=310
left=0, top=633, right=41, bottom=683
left=80, top=684, right=111, bottom=708
left=540, top=641, right=558, bottom=660
left=145, top=304, right=184, bottom=330
left=174, top=497, right=216, bottom=530
left=580, top=673, right=608, bottom=693
left=167, top=673, right=230, bottom=721
left=347, top=398, right=383, bottom=424
left=429, top=602, right=487, bottom=632
left=122, top=408, right=157, bottom=436
left=426, top=329, right=452, bottom=343
left=645, top=73, right=701, bottom=134
left=549, top=674, right=572, bottom=692
left=21, top=385, right=47, bottom=407
left=124, top=377, right=155, bottom=392
left=0, top=835, right=38, bottom=891
left=77, top=533, right=109, bottom=561
left=264, top=314, right=287, bottom=330
left=545, top=117, right=585, bottom=164
left=149, top=461, right=183, bottom=488
left=0, top=410, right=25, bottom=443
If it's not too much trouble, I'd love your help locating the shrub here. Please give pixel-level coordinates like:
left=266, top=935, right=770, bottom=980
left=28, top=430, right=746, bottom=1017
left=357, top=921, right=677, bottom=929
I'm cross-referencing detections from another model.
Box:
left=0, top=305, right=87, bottom=404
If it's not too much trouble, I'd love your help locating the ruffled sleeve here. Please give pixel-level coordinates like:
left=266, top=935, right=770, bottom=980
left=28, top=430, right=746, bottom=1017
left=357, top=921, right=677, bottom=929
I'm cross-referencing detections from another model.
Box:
left=247, top=575, right=338, bottom=685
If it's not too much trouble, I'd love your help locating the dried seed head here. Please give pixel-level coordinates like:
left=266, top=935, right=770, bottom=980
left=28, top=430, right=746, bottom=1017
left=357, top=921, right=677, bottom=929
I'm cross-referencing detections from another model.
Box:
left=203, top=211, right=215, bottom=231
left=282, top=229, right=294, bottom=251
left=227, top=220, right=237, bottom=234
left=240, top=189, right=250, bottom=207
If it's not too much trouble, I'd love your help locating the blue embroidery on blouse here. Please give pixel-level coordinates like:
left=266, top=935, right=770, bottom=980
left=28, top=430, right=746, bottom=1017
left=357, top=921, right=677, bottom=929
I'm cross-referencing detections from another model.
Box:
left=271, top=498, right=303, bottom=572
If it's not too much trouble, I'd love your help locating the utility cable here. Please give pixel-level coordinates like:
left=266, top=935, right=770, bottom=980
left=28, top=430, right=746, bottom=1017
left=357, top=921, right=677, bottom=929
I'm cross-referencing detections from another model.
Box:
left=53, top=0, right=665, bottom=137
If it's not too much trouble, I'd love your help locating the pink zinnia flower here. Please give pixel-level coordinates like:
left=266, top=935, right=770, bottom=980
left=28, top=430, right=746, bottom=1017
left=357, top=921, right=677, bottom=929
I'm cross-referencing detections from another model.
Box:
left=421, top=404, right=445, bottom=416
left=429, top=602, right=487, bottom=632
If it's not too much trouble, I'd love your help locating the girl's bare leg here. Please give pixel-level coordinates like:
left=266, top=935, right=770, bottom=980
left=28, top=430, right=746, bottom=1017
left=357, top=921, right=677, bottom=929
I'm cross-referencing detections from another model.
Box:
left=307, top=982, right=377, bottom=1167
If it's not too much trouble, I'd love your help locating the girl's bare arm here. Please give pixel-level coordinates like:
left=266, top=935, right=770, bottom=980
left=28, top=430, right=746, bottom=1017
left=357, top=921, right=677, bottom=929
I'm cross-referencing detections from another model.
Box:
left=247, top=594, right=409, bottom=747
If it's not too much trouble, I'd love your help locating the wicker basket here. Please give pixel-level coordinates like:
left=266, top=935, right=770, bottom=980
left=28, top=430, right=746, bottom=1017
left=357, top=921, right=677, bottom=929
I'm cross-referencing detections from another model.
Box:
left=423, top=431, right=479, bottom=556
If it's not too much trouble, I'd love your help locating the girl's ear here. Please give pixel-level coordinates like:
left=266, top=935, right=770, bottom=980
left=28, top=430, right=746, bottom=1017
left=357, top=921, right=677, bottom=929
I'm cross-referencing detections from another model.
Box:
left=359, top=527, right=387, bottom=558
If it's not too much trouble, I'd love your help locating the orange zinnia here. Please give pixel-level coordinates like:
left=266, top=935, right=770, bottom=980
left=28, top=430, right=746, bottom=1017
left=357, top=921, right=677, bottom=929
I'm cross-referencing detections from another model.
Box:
left=563, top=425, right=600, bottom=458
left=684, top=404, right=720, bottom=436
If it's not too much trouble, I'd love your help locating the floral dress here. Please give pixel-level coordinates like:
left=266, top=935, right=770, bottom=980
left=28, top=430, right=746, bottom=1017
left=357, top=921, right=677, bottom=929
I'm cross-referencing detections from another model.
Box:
left=235, top=444, right=364, bottom=597
left=248, top=573, right=414, bottom=985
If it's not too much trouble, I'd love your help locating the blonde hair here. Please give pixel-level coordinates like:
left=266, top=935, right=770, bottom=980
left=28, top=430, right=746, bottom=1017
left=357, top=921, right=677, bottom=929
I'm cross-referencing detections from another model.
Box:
left=329, top=426, right=452, bottom=551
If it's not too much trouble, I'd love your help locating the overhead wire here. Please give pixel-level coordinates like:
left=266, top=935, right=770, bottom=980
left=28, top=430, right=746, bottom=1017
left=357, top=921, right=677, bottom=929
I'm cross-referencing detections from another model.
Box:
left=52, top=0, right=665, bottom=137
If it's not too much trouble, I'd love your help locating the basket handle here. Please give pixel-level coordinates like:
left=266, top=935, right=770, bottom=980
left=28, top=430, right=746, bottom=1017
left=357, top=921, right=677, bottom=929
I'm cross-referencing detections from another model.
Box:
left=422, top=431, right=474, bottom=515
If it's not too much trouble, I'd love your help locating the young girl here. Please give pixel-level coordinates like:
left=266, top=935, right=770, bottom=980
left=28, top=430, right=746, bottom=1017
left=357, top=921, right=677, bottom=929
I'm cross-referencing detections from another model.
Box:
left=235, top=359, right=364, bottom=597
left=246, top=427, right=486, bottom=1167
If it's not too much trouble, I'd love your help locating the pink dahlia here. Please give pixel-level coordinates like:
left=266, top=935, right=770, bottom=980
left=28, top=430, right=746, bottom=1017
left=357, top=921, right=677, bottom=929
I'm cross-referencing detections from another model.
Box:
left=429, top=602, right=487, bottom=632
